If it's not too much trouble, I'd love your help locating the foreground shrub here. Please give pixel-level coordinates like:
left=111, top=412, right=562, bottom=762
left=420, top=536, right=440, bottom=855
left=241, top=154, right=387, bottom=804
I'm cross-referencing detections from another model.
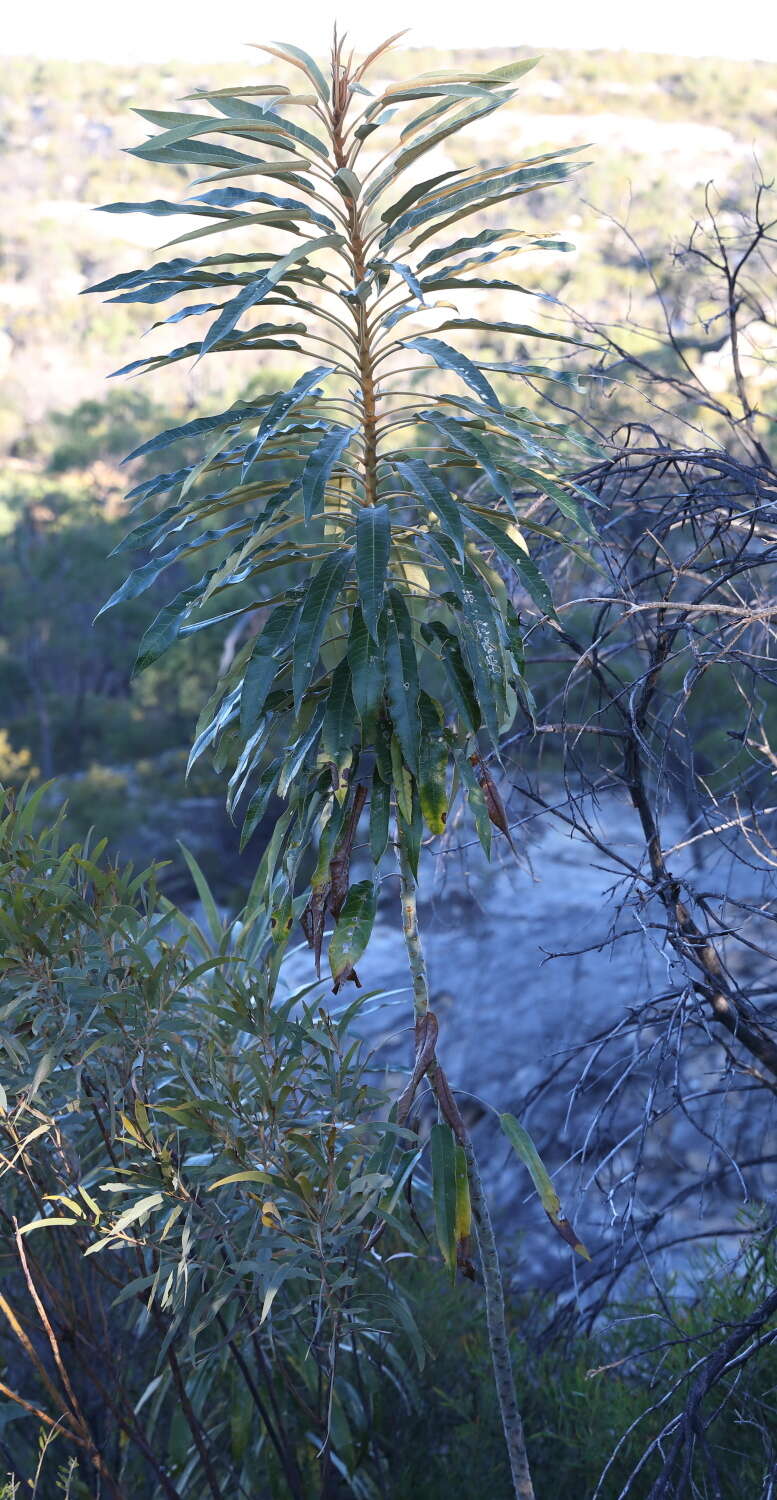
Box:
left=0, top=785, right=418, bottom=1497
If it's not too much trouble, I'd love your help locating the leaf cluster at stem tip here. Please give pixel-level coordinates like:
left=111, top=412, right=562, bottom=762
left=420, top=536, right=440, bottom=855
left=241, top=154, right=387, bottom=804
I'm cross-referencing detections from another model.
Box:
left=91, top=27, right=601, bottom=990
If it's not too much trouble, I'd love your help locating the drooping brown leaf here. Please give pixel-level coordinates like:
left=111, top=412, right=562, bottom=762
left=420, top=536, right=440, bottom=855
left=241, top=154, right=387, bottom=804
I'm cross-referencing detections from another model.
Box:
left=328, top=782, right=368, bottom=918
left=470, top=752, right=516, bottom=852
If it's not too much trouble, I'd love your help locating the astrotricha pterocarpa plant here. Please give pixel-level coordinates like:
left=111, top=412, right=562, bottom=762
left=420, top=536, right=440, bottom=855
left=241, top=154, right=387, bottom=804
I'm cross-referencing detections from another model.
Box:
left=92, top=30, right=596, bottom=1498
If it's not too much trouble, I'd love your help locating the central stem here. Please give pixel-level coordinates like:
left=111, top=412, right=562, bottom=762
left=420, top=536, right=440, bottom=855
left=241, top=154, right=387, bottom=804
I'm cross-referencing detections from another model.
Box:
left=331, top=62, right=379, bottom=507
left=394, top=826, right=536, bottom=1500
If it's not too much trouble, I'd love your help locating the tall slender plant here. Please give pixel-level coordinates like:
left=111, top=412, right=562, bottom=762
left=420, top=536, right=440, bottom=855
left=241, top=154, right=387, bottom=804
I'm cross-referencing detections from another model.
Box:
left=93, top=30, right=596, bottom=1496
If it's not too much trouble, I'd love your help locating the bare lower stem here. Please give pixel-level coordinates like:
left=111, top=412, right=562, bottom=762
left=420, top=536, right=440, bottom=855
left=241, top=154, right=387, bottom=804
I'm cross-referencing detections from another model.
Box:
left=395, top=830, right=536, bottom=1500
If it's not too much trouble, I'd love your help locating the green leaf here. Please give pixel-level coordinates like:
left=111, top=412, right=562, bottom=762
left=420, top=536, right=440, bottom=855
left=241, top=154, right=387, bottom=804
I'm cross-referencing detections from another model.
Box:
left=320, top=656, right=356, bottom=780
left=177, top=843, right=222, bottom=943
left=385, top=587, right=420, bottom=775
left=378, top=167, right=465, bottom=224
left=190, top=185, right=335, bottom=231
left=356, top=503, right=391, bottom=643
left=329, top=879, right=376, bottom=990
left=430, top=1122, right=458, bottom=1282
left=333, top=166, right=361, bottom=200
left=454, top=1142, right=471, bottom=1242
left=293, top=549, right=354, bottom=710
left=458, top=751, right=492, bottom=857
left=94, top=542, right=188, bottom=620
left=419, top=409, right=514, bottom=509
left=459, top=504, right=557, bottom=620
left=369, top=769, right=391, bottom=864
left=394, top=94, right=504, bottom=179
left=124, top=398, right=268, bottom=464
left=398, top=158, right=582, bottom=251
left=433, top=317, right=593, bottom=349
left=243, top=366, right=334, bottom=471
left=111, top=1192, right=164, bottom=1235
left=395, top=457, right=464, bottom=559
left=499, top=1113, right=590, bottom=1260
left=403, top=336, right=500, bottom=408
left=241, top=601, right=299, bottom=734
left=200, top=237, right=343, bottom=356
left=348, top=608, right=384, bottom=727
left=18, top=1217, right=79, bottom=1236
left=133, top=581, right=206, bottom=673
left=207, top=1169, right=275, bottom=1190
left=302, top=425, right=356, bottom=521
left=418, top=693, right=449, bottom=836
left=390, top=734, right=414, bottom=824
left=420, top=621, right=481, bottom=734
left=397, top=779, right=423, bottom=879
left=240, top=767, right=279, bottom=851
left=256, top=40, right=331, bottom=104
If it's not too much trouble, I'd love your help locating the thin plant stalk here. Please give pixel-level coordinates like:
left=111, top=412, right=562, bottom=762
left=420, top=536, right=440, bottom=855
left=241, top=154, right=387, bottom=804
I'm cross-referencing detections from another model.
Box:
left=396, top=829, right=536, bottom=1500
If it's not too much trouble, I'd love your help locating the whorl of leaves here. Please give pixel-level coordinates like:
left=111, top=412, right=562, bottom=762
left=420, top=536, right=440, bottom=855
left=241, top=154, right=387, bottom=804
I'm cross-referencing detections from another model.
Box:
left=92, top=32, right=598, bottom=983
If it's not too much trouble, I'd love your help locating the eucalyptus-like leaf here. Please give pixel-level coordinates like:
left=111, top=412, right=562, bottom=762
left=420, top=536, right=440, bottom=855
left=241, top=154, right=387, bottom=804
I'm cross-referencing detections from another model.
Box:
left=402, top=336, right=501, bottom=408
left=430, top=1122, right=458, bottom=1282
left=302, top=425, right=356, bottom=522
left=500, top=1113, right=590, bottom=1260
left=356, top=503, right=391, bottom=642
left=385, top=588, right=420, bottom=775
left=200, top=238, right=343, bottom=356
left=293, top=549, right=354, bottom=711
left=329, top=880, right=376, bottom=992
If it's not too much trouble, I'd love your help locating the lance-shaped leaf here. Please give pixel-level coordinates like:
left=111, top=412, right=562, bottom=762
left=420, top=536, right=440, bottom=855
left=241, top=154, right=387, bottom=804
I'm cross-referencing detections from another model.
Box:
left=329, top=879, right=376, bottom=992
left=426, top=537, right=507, bottom=746
left=252, top=40, right=331, bottom=104
left=240, top=765, right=280, bottom=851
left=200, top=237, right=343, bottom=357
left=433, top=317, right=594, bottom=349
left=403, top=336, right=500, bottom=408
left=430, top=1122, right=458, bottom=1282
left=420, top=620, right=481, bottom=734
left=500, top=1113, right=590, bottom=1260
left=454, top=1142, right=472, bottom=1245
left=320, top=656, right=357, bottom=783
left=348, top=608, right=384, bottom=727
left=356, top=503, right=391, bottom=642
left=400, top=159, right=584, bottom=251
left=124, top=399, right=269, bottom=464
left=302, top=424, right=356, bottom=521
left=458, top=749, right=492, bottom=857
left=458, top=503, right=557, bottom=620
left=379, top=167, right=464, bottom=225
left=418, top=692, right=449, bottom=835
left=369, top=768, right=391, bottom=864
left=132, top=104, right=328, bottom=162
left=130, top=139, right=267, bottom=172
left=243, top=365, right=333, bottom=472
left=293, top=549, right=354, bottom=710
left=420, top=409, right=514, bottom=510
left=189, top=186, right=336, bottom=231
left=240, top=600, right=300, bottom=734
left=385, top=587, right=420, bottom=775
left=134, top=579, right=208, bottom=674
left=470, top=752, right=516, bottom=850
left=417, top=226, right=520, bottom=270
left=94, top=540, right=193, bottom=619
left=395, top=457, right=464, bottom=559
left=397, top=778, right=423, bottom=880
